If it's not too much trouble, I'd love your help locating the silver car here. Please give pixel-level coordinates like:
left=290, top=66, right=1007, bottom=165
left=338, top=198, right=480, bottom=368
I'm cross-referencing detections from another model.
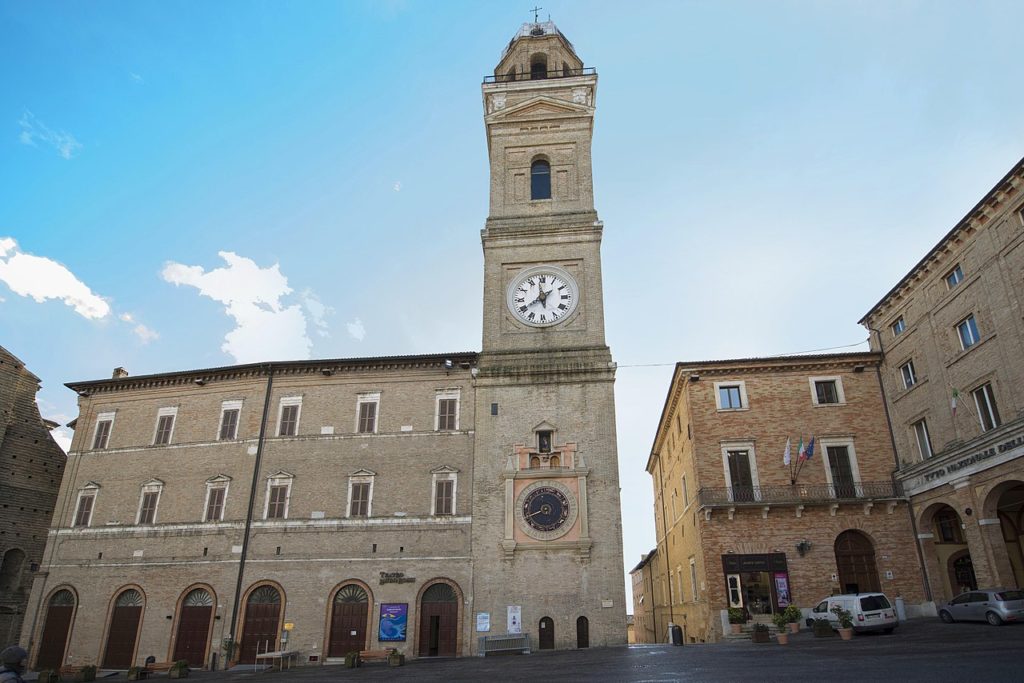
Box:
left=938, top=588, right=1024, bottom=626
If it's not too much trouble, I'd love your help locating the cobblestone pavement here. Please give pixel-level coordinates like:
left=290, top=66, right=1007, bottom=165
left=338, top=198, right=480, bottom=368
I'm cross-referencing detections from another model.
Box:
left=63, top=618, right=1024, bottom=683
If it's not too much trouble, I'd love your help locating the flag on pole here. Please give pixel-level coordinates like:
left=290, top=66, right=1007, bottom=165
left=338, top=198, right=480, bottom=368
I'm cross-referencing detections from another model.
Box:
left=803, top=436, right=816, bottom=460
left=796, top=436, right=804, bottom=462
left=951, top=389, right=959, bottom=418
left=783, top=437, right=792, bottom=466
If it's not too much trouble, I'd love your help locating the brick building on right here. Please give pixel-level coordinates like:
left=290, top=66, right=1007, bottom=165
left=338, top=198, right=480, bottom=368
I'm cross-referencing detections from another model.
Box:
left=860, top=157, right=1024, bottom=600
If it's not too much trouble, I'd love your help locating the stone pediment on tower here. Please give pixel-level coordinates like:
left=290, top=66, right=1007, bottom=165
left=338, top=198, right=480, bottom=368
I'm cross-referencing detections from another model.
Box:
left=486, top=95, right=592, bottom=123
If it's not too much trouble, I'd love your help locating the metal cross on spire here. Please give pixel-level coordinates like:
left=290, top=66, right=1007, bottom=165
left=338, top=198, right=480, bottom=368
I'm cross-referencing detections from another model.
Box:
left=530, top=6, right=543, bottom=23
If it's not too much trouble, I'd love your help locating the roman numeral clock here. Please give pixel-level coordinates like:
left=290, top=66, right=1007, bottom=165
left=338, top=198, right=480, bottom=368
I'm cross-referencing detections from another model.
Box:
left=506, top=266, right=579, bottom=327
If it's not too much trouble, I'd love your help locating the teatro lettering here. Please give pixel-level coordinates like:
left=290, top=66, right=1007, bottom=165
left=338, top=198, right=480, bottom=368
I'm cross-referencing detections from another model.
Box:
left=922, top=433, right=1024, bottom=483
left=379, top=571, right=416, bottom=584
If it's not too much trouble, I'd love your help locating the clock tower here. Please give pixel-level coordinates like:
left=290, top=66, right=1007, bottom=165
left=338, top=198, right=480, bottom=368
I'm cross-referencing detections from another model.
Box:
left=471, top=21, right=626, bottom=650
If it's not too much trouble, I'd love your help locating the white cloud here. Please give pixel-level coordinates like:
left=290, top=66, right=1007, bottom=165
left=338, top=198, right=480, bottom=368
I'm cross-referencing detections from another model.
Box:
left=346, top=318, right=366, bottom=342
left=50, top=427, right=73, bottom=453
left=302, top=290, right=332, bottom=338
left=162, top=251, right=319, bottom=363
left=132, top=323, right=159, bottom=343
left=0, top=237, right=111, bottom=319
left=18, top=110, right=82, bottom=159
left=393, top=181, right=402, bottom=192
left=129, top=71, right=145, bottom=84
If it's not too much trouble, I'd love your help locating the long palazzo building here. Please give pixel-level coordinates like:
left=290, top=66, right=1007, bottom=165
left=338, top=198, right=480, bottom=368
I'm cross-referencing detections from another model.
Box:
left=22, top=21, right=626, bottom=669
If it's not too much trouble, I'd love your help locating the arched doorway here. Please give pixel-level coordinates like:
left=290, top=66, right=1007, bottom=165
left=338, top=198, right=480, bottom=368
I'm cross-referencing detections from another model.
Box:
left=539, top=616, right=554, bottom=649
left=834, top=530, right=880, bottom=593
left=576, top=616, right=589, bottom=648
left=948, top=550, right=977, bottom=593
left=172, top=587, right=215, bottom=668
left=328, top=584, right=369, bottom=657
left=418, top=582, right=458, bottom=657
left=36, top=588, right=76, bottom=670
left=992, top=483, right=1024, bottom=589
left=102, top=588, right=144, bottom=669
left=239, top=585, right=282, bottom=664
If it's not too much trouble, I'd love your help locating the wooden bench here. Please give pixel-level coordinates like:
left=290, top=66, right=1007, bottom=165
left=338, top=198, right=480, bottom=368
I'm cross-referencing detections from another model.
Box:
left=358, top=649, right=394, bottom=664
left=144, top=662, right=175, bottom=673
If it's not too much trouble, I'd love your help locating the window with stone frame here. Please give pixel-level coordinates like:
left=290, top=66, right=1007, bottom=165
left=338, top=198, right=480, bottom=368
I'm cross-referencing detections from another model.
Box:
left=349, top=482, right=370, bottom=517
left=972, top=383, right=1001, bottom=432
left=137, top=482, right=162, bottom=525
left=356, top=393, right=379, bottom=434
left=912, top=418, right=933, bottom=460
left=956, top=314, right=981, bottom=350
left=153, top=407, right=177, bottom=445
left=93, top=412, right=114, bottom=449
left=900, top=360, right=917, bottom=389
left=205, top=486, right=226, bottom=522
left=945, top=264, right=964, bottom=289
left=891, top=316, right=906, bottom=337
left=264, top=473, right=293, bottom=519
left=219, top=400, right=242, bottom=440
left=74, top=490, right=96, bottom=527
left=277, top=397, right=301, bottom=437
left=434, top=479, right=454, bottom=515
left=715, top=382, right=747, bottom=410
left=531, top=158, right=552, bottom=199
left=436, top=391, right=459, bottom=431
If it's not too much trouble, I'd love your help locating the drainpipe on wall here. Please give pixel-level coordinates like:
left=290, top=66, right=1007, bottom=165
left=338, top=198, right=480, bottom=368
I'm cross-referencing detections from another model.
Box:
left=868, top=328, right=933, bottom=603
left=655, top=454, right=676, bottom=639
left=227, top=364, right=275, bottom=664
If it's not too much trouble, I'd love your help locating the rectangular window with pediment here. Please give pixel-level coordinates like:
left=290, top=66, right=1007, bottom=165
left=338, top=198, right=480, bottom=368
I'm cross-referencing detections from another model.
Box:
left=356, top=393, right=380, bottom=434
left=347, top=470, right=375, bottom=517
left=264, top=472, right=293, bottom=519
left=74, top=487, right=97, bottom=527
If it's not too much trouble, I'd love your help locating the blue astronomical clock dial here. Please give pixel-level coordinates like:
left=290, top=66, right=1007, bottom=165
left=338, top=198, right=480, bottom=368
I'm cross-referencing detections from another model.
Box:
left=522, top=486, right=570, bottom=531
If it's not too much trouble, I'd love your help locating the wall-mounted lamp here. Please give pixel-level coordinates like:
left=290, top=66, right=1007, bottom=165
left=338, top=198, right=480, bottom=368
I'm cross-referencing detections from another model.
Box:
left=470, top=367, right=479, bottom=379
left=459, top=361, right=471, bottom=370
left=194, top=378, right=206, bottom=386
left=853, top=364, right=866, bottom=373
left=689, top=374, right=700, bottom=382
left=321, top=369, right=333, bottom=376
left=796, top=539, right=812, bottom=557
left=444, top=359, right=453, bottom=369
left=78, top=391, right=91, bottom=397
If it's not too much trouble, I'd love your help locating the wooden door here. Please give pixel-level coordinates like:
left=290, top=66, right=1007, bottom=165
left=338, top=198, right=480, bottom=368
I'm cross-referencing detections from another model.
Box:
left=173, top=589, right=214, bottom=668
left=835, top=531, right=880, bottom=593
left=328, top=585, right=369, bottom=657
left=102, top=589, right=143, bottom=669
left=539, top=616, right=554, bottom=649
left=418, top=583, right=458, bottom=657
left=827, top=446, right=857, bottom=498
left=576, top=616, right=589, bottom=648
left=239, top=586, right=281, bottom=664
left=36, top=590, right=75, bottom=670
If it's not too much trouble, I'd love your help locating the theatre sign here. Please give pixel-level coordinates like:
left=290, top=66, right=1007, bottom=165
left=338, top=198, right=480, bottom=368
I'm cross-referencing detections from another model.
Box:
left=900, top=424, right=1024, bottom=497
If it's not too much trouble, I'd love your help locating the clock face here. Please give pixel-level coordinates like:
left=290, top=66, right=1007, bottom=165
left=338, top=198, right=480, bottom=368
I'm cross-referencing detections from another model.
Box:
left=506, top=265, right=579, bottom=327
left=522, top=486, right=570, bottom=532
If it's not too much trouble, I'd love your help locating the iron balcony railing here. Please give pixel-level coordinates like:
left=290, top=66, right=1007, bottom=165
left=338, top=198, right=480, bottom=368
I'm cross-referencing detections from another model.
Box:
left=697, top=481, right=903, bottom=506
left=483, top=67, right=597, bottom=84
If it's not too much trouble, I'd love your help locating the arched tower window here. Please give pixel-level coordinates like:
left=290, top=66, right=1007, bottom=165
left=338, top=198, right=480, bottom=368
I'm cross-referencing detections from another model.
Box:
left=531, top=159, right=551, bottom=200
left=0, top=548, right=26, bottom=592
left=530, top=54, right=548, bottom=80
left=562, top=61, right=571, bottom=77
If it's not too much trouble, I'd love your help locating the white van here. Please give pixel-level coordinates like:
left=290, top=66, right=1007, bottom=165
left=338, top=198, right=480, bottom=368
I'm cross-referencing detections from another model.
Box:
left=806, top=593, right=899, bottom=634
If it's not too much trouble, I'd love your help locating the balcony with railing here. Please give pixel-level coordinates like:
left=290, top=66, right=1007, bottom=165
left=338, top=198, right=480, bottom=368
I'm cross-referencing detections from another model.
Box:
left=697, top=481, right=904, bottom=508
left=483, top=67, right=597, bottom=84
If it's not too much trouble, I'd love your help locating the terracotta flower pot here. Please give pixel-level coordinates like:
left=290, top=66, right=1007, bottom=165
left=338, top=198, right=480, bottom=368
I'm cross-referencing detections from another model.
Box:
left=730, top=623, right=743, bottom=634
left=838, top=627, right=854, bottom=641
left=776, top=632, right=789, bottom=645
left=788, top=622, right=800, bottom=634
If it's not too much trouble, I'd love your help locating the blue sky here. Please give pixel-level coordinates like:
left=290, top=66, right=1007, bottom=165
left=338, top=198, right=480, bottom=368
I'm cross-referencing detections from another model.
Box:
left=3, top=1, right=1024, bottom=606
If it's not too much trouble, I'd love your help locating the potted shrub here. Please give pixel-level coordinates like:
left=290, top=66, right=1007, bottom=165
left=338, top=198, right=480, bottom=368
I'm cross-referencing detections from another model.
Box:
left=127, top=667, right=146, bottom=681
left=750, top=623, right=770, bottom=643
left=727, top=607, right=746, bottom=634
left=812, top=618, right=834, bottom=638
left=387, top=649, right=405, bottom=667
left=832, top=604, right=854, bottom=640
left=169, top=660, right=190, bottom=679
left=37, top=670, right=60, bottom=683
left=771, top=612, right=789, bottom=644
left=344, top=651, right=361, bottom=668
left=783, top=604, right=802, bottom=633
left=75, top=665, right=97, bottom=683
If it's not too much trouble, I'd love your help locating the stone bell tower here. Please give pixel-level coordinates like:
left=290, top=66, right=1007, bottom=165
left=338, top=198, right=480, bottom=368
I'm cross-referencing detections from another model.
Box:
left=470, top=20, right=626, bottom=651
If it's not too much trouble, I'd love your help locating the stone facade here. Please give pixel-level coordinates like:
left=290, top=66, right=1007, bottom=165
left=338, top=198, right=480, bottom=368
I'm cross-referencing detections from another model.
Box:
left=861, top=157, right=1024, bottom=603
left=21, top=21, right=625, bottom=669
left=628, top=549, right=657, bottom=644
left=0, top=345, right=66, bottom=647
left=645, top=354, right=926, bottom=643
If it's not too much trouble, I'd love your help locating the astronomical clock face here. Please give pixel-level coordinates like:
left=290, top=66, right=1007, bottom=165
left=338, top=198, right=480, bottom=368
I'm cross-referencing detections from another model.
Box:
left=515, top=481, right=578, bottom=541
left=506, top=265, right=579, bottom=327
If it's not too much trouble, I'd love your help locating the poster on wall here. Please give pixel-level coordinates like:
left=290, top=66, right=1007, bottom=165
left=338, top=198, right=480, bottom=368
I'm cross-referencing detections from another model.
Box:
left=507, top=605, right=522, bottom=634
left=476, top=612, right=490, bottom=632
left=379, top=603, right=408, bottom=642
left=774, top=572, right=791, bottom=608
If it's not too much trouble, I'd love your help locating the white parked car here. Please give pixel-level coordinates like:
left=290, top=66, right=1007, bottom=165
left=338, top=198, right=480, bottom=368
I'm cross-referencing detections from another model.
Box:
left=805, top=593, right=899, bottom=634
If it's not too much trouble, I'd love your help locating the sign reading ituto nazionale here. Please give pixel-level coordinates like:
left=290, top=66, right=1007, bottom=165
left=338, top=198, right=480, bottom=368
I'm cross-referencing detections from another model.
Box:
left=909, top=429, right=1024, bottom=493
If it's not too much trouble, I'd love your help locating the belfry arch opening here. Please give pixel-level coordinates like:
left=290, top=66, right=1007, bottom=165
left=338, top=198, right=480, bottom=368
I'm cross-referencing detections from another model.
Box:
left=530, top=53, right=548, bottom=79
